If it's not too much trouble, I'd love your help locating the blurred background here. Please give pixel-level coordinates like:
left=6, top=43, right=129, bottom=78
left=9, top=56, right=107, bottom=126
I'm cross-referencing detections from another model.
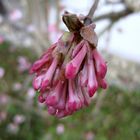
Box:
left=0, top=0, right=140, bottom=140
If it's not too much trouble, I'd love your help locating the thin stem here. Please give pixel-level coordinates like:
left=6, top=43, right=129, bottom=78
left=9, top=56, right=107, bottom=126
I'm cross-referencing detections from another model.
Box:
left=84, top=0, right=100, bottom=25
left=94, top=8, right=132, bottom=22
left=87, top=0, right=99, bottom=19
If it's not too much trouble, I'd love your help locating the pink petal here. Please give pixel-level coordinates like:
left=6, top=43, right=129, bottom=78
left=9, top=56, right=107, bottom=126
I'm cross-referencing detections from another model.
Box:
left=48, top=106, right=56, bottom=115
left=97, top=77, right=108, bottom=89
left=32, top=74, right=44, bottom=90
left=81, top=87, right=91, bottom=106
left=29, top=56, right=51, bottom=74
left=41, top=56, right=59, bottom=91
left=65, top=43, right=87, bottom=79
left=79, top=59, right=88, bottom=86
left=87, top=49, right=98, bottom=97
left=55, top=109, right=73, bottom=118
left=65, top=97, right=73, bottom=115
left=93, top=49, right=107, bottom=78
left=45, top=81, right=63, bottom=106
left=53, top=32, right=74, bottom=56
left=55, top=109, right=66, bottom=118
left=55, top=82, right=67, bottom=110
left=38, top=90, right=49, bottom=103
left=30, top=43, right=56, bottom=74
left=77, top=77, right=85, bottom=107
left=52, top=67, right=60, bottom=86
left=67, top=80, right=81, bottom=112
left=72, top=40, right=84, bottom=58
left=38, top=95, right=45, bottom=103
left=41, top=43, right=57, bottom=58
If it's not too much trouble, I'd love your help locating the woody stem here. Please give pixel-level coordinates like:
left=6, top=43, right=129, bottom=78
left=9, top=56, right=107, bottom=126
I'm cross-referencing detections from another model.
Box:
left=84, top=0, right=99, bottom=25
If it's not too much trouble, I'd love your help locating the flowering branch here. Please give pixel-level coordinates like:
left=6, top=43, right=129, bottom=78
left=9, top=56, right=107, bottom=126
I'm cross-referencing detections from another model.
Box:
left=30, top=0, right=107, bottom=118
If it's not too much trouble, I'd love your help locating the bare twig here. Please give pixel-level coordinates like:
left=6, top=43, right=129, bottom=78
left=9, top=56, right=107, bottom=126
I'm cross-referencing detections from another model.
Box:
left=94, top=8, right=133, bottom=22
left=106, top=0, right=123, bottom=4
left=87, top=0, right=100, bottom=19
left=84, top=0, right=100, bottom=25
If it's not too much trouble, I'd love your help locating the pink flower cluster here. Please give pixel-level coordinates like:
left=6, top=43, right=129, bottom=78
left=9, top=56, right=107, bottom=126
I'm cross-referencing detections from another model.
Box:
left=30, top=29, right=107, bottom=118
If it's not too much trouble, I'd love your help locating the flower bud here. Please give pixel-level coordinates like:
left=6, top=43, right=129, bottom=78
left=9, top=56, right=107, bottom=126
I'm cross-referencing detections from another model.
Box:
left=38, top=95, right=45, bottom=103
left=30, top=12, right=108, bottom=118
left=54, top=32, right=74, bottom=56
left=46, top=81, right=63, bottom=106
left=41, top=56, right=59, bottom=91
left=87, top=48, right=98, bottom=97
left=55, top=82, right=67, bottom=110
left=81, top=87, right=91, bottom=106
left=30, top=43, right=56, bottom=74
left=97, top=77, right=108, bottom=89
left=48, top=106, right=56, bottom=115
left=93, top=49, right=107, bottom=79
left=32, top=74, right=44, bottom=90
left=72, top=40, right=84, bottom=58
left=65, top=43, right=87, bottom=79
left=52, top=67, right=60, bottom=86
left=67, top=80, right=81, bottom=112
left=79, top=60, right=88, bottom=86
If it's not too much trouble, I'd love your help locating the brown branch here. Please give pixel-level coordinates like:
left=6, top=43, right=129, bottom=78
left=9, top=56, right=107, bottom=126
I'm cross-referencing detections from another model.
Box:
left=94, top=8, right=133, bottom=22
left=84, top=0, right=99, bottom=25
left=87, top=0, right=99, bottom=18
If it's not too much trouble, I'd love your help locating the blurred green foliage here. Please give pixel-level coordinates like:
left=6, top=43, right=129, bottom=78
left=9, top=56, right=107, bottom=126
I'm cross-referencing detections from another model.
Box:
left=0, top=43, right=140, bottom=140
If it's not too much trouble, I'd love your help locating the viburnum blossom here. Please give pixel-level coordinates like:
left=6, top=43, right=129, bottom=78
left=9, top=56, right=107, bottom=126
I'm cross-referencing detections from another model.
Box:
left=30, top=11, right=107, bottom=118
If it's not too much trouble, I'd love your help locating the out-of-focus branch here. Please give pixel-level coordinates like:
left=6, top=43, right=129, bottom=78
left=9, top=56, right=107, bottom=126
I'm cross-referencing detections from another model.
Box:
left=94, top=8, right=133, bottom=22
left=106, top=0, right=123, bottom=4
left=98, top=21, right=114, bottom=36
left=56, top=0, right=60, bottom=30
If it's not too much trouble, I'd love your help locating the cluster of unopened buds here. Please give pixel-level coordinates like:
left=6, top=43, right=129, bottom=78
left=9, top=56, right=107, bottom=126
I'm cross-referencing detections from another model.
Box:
left=30, top=12, right=107, bottom=118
